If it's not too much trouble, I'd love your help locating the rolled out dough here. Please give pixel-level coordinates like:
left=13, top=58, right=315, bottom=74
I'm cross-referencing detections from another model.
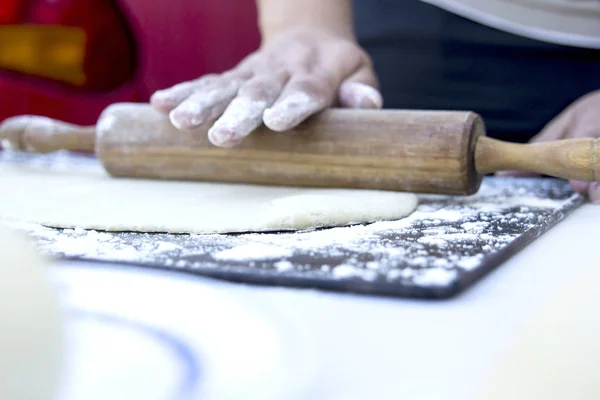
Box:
left=0, top=158, right=418, bottom=234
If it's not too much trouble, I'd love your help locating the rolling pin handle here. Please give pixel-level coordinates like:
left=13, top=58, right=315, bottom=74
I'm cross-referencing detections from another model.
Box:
left=0, top=115, right=96, bottom=153
left=475, top=136, right=600, bottom=183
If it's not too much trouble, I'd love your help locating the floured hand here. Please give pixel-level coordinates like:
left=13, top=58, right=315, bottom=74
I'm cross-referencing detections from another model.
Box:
left=150, top=28, right=381, bottom=147
left=499, top=90, right=600, bottom=203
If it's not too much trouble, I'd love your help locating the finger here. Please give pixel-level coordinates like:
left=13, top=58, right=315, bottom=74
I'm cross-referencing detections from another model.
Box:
left=263, top=73, right=332, bottom=132
left=150, top=75, right=219, bottom=113
left=337, top=67, right=382, bottom=109
left=568, top=106, right=600, bottom=139
left=588, top=182, right=600, bottom=204
left=208, top=74, right=286, bottom=147
left=570, top=180, right=590, bottom=195
left=169, top=78, right=243, bottom=130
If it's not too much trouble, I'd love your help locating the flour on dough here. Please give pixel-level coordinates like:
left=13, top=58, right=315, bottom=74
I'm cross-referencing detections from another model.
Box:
left=0, top=159, right=418, bottom=234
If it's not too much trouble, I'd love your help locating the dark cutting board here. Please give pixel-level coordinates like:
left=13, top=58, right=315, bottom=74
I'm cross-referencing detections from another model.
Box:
left=2, top=151, right=584, bottom=299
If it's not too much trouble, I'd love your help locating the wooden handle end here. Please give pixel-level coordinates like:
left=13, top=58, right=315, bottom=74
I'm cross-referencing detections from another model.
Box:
left=475, top=136, right=600, bottom=182
left=0, top=115, right=96, bottom=153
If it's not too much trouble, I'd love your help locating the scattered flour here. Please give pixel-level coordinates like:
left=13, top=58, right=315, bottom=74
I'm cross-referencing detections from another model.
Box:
left=456, top=255, right=484, bottom=271
left=274, top=261, right=294, bottom=272
left=213, top=243, right=293, bottom=261
left=412, top=268, right=458, bottom=287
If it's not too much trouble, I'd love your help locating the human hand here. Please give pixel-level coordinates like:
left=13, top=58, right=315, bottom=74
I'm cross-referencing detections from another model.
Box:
left=150, top=28, right=382, bottom=147
left=499, top=90, right=600, bottom=203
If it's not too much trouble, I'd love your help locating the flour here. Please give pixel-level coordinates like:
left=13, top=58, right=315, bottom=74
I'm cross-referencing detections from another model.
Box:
left=170, top=80, right=242, bottom=129
left=213, top=244, right=293, bottom=261
left=151, top=80, right=197, bottom=107
left=456, top=255, right=484, bottom=271
left=412, top=268, right=457, bottom=287
left=263, top=92, right=323, bottom=131
left=96, top=113, right=117, bottom=140
left=332, top=264, right=378, bottom=281
left=461, top=222, right=488, bottom=233
left=208, top=96, right=268, bottom=146
left=274, top=260, right=294, bottom=272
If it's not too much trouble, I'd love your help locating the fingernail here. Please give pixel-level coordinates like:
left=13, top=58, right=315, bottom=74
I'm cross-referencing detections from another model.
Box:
left=263, top=92, right=321, bottom=132
left=208, top=128, right=242, bottom=148
left=169, top=102, right=207, bottom=130
left=150, top=89, right=167, bottom=100
left=150, top=90, right=176, bottom=108
left=339, top=82, right=383, bottom=109
left=589, top=182, right=600, bottom=204
left=213, top=97, right=266, bottom=135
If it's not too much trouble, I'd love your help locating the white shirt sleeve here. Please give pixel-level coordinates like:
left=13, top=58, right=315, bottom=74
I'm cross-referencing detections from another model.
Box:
left=421, top=0, right=600, bottom=49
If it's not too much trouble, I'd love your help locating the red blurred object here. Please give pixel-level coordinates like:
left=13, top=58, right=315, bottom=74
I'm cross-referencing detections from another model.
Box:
left=0, top=0, right=260, bottom=125
left=22, top=0, right=137, bottom=91
left=0, top=0, right=23, bottom=23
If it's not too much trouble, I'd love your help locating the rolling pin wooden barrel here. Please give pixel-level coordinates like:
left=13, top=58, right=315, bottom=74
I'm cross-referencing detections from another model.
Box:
left=1, top=102, right=598, bottom=195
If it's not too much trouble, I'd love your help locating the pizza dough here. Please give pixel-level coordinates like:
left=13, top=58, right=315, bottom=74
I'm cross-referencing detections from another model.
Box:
left=0, top=226, right=63, bottom=400
left=0, top=159, right=418, bottom=234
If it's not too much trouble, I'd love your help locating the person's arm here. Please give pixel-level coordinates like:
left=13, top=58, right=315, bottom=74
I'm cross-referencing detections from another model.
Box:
left=150, top=0, right=381, bottom=148
left=258, top=0, right=355, bottom=42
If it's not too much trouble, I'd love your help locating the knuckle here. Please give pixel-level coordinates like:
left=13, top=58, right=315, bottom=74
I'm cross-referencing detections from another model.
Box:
left=239, top=76, right=284, bottom=100
left=222, top=67, right=252, bottom=82
left=337, top=41, right=362, bottom=58
left=294, top=73, right=332, bottom=93
left=292, top=73, right=335, bottom=103
left=360, top=51, right=375, bottom=70
left=169, top=79, right=199, bottom=93
left=197, top=73, right=219, bottom=82
left=239, top=82, right=273, bottom=100
left=190, top=74, right=221, bottom=91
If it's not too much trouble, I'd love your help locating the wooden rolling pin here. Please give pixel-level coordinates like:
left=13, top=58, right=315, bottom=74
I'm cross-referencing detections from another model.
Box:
left=0, top=102, right=598, bottom=195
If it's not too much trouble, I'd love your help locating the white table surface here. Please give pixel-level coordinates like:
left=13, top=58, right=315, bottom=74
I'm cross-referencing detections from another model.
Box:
left=50, top=203, right=599, bottom=400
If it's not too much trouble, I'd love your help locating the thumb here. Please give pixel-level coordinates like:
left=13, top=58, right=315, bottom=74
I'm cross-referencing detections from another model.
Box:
left=337, top=66, right=383, bottom=109
left=588, top=182, right=600, bottom=204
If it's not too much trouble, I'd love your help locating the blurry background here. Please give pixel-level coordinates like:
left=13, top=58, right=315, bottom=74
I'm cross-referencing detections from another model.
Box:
left=0, top=0, right=260, bottom=125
